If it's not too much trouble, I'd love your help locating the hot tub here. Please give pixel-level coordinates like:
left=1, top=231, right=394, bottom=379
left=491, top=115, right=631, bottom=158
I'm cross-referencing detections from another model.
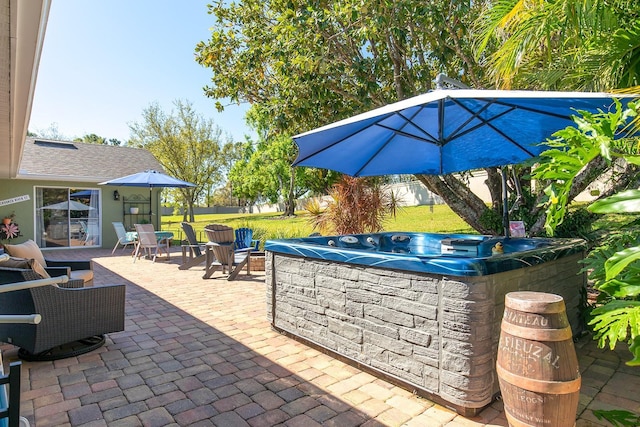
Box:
left=265, top=233, right=586, bottom=415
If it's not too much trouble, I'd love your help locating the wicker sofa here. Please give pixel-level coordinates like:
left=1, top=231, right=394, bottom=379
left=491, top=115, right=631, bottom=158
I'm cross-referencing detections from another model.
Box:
left=0, top=265, right=125, bottom=360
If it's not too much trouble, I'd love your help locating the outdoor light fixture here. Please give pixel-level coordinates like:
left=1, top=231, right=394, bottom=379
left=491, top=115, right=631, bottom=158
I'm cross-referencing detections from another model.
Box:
left=113, top=190, right=120, bottom=201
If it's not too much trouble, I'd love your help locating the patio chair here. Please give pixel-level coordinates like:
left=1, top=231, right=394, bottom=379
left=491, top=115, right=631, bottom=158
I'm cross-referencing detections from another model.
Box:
left=0, top=256, right=84, bottom=288
left=133, top=223, right=170, bottom=263
left=0, top=357, right=28, bottom=427
left=179, top=222, right=206, bottom=270
left=203, top=224, right=251, bottom=280
left=4, top=239, right=93, bottom=285
left=111, top=222, right=136, bottom=255
left=0, top=265, right=125, bottom=361
left=234, top=227, right=260, bottom=253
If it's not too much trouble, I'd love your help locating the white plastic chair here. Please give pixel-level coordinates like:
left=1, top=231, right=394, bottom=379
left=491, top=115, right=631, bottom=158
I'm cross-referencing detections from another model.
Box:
left=133, top=224, right=170, bottom=263
left=111, top=222, right=136, bottom=255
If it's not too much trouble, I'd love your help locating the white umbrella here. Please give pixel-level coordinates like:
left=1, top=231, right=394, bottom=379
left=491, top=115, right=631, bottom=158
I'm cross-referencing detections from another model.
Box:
left=40, top=200, right=95, bottom=211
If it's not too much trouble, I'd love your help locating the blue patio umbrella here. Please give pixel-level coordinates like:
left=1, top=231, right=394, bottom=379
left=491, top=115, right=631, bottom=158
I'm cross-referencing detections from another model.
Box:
left=293, top=89, right=638, bottom=235
left=70, top=190, right=94, bottom=198
left=99, top=170, right=195, bottom=224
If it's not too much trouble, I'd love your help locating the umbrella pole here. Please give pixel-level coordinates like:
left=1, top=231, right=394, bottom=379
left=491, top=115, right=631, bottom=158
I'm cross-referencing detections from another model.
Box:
left=149, top=188, right=153, bottom=227
left=501, top=168, right=510, bottom=238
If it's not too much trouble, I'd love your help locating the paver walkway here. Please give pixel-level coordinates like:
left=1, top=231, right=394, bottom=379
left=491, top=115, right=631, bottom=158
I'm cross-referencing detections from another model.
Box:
left=3, top=247, right=638, bottom=426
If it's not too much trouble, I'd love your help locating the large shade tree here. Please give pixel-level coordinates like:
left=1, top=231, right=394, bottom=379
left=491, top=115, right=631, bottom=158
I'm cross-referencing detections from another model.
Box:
left=73, top=134, right=123, bottom=146
left=196, top=0, right=639, bottom=234
left=196, top=0, right=513, bottom=231
left=228, top=108, right=339, bottom=214
left=128, top=100, right=230, bottom=221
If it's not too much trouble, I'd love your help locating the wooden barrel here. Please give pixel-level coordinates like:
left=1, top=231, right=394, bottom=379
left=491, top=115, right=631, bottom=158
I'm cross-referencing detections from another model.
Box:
left=497, top=291, right=581, bottom=427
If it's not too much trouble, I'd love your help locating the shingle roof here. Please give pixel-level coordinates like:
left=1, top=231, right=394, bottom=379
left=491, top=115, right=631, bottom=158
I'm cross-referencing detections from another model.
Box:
left=18, top=138, right=164, bottom=182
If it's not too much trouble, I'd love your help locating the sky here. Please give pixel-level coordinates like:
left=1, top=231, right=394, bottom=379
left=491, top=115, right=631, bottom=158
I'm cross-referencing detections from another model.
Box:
left=29, top=0, right=253, bottom=143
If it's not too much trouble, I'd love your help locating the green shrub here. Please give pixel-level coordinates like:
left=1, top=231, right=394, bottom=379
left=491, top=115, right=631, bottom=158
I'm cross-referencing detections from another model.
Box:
left=307, top=176, right=401, bottom=235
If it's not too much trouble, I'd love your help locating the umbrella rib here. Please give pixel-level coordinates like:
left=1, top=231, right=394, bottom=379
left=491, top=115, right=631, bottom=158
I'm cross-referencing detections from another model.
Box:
left=293, top=113, right=395, bottom=165
left=451, top=100, right=539, bottom=157
left=376, top=106, right=439, bottom=144
left=352, top=106, right=432, bottom=175
left=353, top=132, right=397, bottom=176
left=489, top=99, right=574, bottom=120
left=374, top=122, right=436, bottom=142
left=444, top=100, right=495, bottom=143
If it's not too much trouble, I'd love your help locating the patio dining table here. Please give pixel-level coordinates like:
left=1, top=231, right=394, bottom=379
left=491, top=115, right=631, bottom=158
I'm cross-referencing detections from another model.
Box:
left=126, top=231, right=174, bottom=242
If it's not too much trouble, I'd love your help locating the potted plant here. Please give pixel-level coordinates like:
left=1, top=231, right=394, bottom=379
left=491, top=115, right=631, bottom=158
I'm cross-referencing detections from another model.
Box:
left=2, top=212, right=15, bottom=225
left=0, top=213, right=20, bottom=250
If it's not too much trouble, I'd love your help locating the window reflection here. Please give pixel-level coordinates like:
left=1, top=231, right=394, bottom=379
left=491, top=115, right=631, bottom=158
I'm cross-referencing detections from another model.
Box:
left=35, top=187, right=101, bottom=248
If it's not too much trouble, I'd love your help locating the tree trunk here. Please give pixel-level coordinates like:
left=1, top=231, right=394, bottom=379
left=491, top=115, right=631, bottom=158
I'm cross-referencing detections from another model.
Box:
left=187, top=200, right=195, bottom=223
left=485, top=168, right=503, bottom=206
left=284, top=167, right=296, bottom=216
left=416, top=173, right=501, bottom=234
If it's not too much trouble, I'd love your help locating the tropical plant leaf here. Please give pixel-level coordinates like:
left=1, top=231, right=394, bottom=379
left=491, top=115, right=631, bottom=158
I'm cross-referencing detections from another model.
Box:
left=604, top=246, right=640, bottom=280
left=593, top=409, right=640, bottom=427
left=622, top=155, right=640, bottom=166
left=589, top=190, right=640, bottom=213
left=598, top=278, right=640, bottom=299
left=589, top=301, right=640, bottom=350
left=629, top=335, right=640, bottom=367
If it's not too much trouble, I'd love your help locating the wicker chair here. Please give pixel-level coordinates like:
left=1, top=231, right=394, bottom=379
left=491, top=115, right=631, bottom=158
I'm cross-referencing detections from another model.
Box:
left=4, top=239, right=94, bottom=285
left=0, top=266, right=126, bottom=361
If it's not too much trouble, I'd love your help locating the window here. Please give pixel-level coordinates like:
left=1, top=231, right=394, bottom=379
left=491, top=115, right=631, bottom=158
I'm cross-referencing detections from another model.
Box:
left=35, top=187, right=101, bottom=248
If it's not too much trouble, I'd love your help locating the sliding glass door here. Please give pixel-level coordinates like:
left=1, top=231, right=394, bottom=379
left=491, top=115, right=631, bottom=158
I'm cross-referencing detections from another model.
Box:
left=35, top=187, right=101, bottom=248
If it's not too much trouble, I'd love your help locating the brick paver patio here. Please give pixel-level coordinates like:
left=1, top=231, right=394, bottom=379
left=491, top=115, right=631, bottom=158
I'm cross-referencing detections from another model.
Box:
left=3, top=247, right=638, bottom=426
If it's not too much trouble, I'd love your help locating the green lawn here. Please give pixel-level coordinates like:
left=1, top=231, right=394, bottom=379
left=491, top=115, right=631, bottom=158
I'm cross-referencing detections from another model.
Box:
left=161, top=204, right=476, bottom=248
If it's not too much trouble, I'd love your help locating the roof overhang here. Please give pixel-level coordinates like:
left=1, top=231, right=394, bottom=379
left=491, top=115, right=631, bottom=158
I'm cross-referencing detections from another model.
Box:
left=15, top=173, right=113, bottom=183
left=0, top=0, right=51, bottom=179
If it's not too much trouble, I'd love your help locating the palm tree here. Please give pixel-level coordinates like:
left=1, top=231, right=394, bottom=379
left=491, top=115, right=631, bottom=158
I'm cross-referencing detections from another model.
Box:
left=475, top=0, right=640, bottom=91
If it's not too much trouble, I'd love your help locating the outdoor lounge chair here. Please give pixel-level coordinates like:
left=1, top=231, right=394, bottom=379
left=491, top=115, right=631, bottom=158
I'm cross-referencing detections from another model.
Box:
left=203, top=224, right=251, bottom=280
left=4, top=239, right=94, bottom=285
left=179, top=222, right=206, bottom=270
left=111, top=221, right=136, bottom=255
left=0, top=264, right=125, bottom=361
left=0, top=256, right=84, bottom=288
left=133, top=223, right=170, bottom=263
left=234, top=227, right=260, bottom=253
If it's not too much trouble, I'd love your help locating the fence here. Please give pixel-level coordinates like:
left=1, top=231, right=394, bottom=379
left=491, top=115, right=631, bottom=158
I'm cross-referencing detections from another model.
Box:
left=162, top=180, right=448, bottom=217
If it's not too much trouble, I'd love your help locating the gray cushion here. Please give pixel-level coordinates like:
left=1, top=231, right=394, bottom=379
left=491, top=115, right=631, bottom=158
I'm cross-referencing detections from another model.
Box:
left=70, top=269, right=93, bottom=284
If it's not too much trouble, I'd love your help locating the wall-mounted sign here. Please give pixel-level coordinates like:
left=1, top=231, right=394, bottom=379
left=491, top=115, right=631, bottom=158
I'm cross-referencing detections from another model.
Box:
left=0, top=195, right=30, bottom=207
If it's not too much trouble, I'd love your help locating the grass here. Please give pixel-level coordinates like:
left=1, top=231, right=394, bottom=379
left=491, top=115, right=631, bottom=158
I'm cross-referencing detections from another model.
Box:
left=161, top=204, right=476, bottom=248
left=161, top=202, right=631, bottom=250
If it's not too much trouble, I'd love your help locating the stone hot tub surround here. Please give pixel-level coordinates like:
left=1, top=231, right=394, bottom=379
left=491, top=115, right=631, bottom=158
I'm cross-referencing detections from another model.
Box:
left=265, top=233, right=586, bottom=415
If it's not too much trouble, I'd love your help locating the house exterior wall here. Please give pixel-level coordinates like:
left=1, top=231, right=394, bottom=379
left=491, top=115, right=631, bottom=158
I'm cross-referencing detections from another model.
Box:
left=1, top=179, right=44, bottom=243
left=0, top=179, right=160, bottom=250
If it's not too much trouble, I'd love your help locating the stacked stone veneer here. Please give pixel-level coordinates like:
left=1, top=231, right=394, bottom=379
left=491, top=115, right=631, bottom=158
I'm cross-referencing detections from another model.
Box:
left=265, top=251, right=585, bottom=414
